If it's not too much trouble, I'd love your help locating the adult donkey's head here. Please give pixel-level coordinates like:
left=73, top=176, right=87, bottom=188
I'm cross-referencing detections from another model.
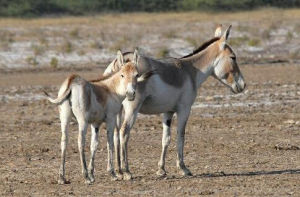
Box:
left=212, top=25, right=246, bottom=93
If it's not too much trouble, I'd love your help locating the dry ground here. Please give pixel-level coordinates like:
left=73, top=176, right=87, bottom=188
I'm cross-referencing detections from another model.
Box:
left=0, top=63, right=299, bottom=196
left=0, top=9, right=299, bottom=197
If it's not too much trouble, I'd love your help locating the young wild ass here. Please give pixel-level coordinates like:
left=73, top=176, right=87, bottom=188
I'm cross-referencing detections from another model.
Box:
left=104, top=25, right=246, bottom=180
left=44, top=50, right=152, bottom=184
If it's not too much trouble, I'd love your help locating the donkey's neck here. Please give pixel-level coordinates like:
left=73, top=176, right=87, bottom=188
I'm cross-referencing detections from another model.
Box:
left=96, top=74, right=125, bottom=103
left=181, top=44, right=219, bottom=89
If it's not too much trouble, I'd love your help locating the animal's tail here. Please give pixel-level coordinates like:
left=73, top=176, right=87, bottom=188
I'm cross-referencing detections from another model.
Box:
left=43, top=74, right=77, bottom=105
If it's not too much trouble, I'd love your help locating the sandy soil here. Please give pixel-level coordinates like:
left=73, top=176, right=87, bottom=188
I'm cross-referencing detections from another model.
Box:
left=0, top=63, right=299, bottom=196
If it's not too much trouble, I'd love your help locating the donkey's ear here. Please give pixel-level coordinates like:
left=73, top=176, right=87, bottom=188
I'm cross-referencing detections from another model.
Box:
left=222, top=25, right=232, bottom=41
left=116, top=50, right=124, bottom=67
left=219, top=25, right=232, bottom=49
left=133, top=48, right=139, bottom=66
left=214, top=24, right=222, bottom=37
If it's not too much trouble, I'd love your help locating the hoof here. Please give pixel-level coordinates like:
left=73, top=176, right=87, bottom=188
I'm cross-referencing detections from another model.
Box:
left=179, top=169, right=193, bottom=177
left=156, top=169, right=167, bottom=177
left=88, top=176, right=95, bottom=183
left=109, top=171, right=118, bottom=181
left=115, top=171, right=123, bottom=180
left=85, top=179, right=93, bottom=185
left=58, top=178, right=66, bottom=185
left=123, top=172, right=132, bottom=181
left=111, top=175, right=118, bottom=181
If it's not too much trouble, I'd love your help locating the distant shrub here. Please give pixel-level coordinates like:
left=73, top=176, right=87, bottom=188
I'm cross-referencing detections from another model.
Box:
left=61, top=40, right=73, bottom=53
left=0, top=0, right=300, bottom=17
left=247, top=38, right=261, bottom=46
left=26, top=56, right=38, bottom=66
left=50, top=57, right=58, bottom=68
left=157, top=47, right=169, bottom=58
left=70, top=28, right=80, bottom=38
left=228, top=36, right=249, bottom=47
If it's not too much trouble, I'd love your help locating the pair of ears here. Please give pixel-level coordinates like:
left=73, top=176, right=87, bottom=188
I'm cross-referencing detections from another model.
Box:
left=116, top=49, right=139, bottom=68
left=215, top=24, right=232, bottom=49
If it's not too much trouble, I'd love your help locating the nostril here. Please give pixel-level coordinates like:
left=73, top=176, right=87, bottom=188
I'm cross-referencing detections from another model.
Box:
left=133, top=92, right=136, bottom=96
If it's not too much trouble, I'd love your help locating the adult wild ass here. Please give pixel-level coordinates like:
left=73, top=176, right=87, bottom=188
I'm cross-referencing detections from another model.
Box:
left=104, top=25, right=246, bottom=180
left=44, top=50, right=153, bottom=184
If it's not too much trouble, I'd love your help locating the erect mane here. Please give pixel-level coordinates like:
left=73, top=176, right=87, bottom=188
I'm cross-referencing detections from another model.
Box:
left=181, top=37, right=220, bottom=58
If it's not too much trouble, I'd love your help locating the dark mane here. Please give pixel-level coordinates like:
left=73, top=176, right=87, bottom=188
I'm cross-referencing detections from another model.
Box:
left=181, top=37, right=220, bottom=58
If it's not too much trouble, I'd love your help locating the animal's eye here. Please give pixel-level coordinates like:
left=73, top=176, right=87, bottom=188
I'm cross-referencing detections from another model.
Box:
left=222, top=73, right=229, bottom=79
left=231, top=56, right=236, bottom=60
left=121, top=74, right=124, bottom=78
left=135, top=74, right=139, bottom=77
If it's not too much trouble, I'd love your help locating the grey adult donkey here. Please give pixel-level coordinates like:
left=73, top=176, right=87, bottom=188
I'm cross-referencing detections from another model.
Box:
left=104, top=25, right=246, bottom=180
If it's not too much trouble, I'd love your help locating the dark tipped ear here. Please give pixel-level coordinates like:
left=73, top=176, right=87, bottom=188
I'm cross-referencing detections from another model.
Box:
left=222, top=25, right=232, bottom=41
left=137, top=70, right=156, bottom=82
left=214, top=24, right=222, bottom=37
left=133, top=48, right=139, bottom=66
left=116, top=50, right=124, bottom=67
left=219, top=25, right=232, bottom=50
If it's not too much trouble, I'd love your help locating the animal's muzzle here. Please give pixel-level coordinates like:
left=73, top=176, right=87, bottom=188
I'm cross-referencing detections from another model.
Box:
left=126, top=91, right=135, bottom=101
left=126, top=83, right=136, bottom=101
left=233, top=78, right=246, bottom=93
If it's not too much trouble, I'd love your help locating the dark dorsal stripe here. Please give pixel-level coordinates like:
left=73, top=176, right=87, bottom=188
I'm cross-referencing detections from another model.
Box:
left=181, top=37, right=220, bottom=58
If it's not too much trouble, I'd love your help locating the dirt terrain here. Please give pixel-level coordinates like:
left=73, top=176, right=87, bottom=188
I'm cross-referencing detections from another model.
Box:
left=0, top=63, right=299, bottom=196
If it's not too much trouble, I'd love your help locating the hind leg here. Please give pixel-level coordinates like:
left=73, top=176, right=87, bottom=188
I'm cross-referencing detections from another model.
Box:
left=176, top=107, right=192, bottom=176
left=106, top=116, right=117, bottom=180
left=107, top=109, right=123, bottom=179
left=88, top=123, right=101, bottom=183
left=58, top=102, right=72, bottom=184
left=157, top=112, right=174, bottom=176
left=77, top=120, right=90, bottom=184
left=113, top=110, right=123, bottom=179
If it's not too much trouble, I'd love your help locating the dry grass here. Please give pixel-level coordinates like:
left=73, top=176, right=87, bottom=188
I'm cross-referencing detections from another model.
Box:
left=0, top=8, right=299, bottom=69
left=0, top=8, right=299, bottom=28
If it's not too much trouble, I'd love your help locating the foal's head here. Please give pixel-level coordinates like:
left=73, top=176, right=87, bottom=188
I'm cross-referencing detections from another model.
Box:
left=212, top=25, right=246, bottom=94
left=115, top=49, right=152, bottom=101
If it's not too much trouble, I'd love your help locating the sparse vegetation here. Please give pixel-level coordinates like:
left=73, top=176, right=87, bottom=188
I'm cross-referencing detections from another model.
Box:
left=110, top=37, right=129, bottom=52
left=70, top=28, right=80, bottom=38
left=163, top=30, right=177, bottom=39
left=26, top=56, right=38, bottom=66
left=286, top=31, right=293, bottom=41
left=247, top=38, right=261, bottom=47
left=262, top=29, right=271, bottom=40
left=32, top=43, right=46, bottom=56
left=0, top=0, right=300, bottom=17
left=61, top=40, right=73, bottom=53
left=50, top=57, right=58, bottom=68
left=228, top=36, right=249, bottom=47
left=157, top=47, right=169, bottom=58
left=0, top=9, right=298, bottom=69
left=39, top=37, right=49, bottom=47
left=89, top=40, right=102, bottom=49
left=186, top=37, right=199, bottom=48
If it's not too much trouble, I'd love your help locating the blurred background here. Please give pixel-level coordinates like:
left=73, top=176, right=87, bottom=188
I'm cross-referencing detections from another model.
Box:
left=0, top=0, right=299, bottom=69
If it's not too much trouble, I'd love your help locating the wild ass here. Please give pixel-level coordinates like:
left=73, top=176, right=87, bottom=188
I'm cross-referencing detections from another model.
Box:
left=44, top=50, right=152, bottom=184
left=104, top=25, right=246, bottom=180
